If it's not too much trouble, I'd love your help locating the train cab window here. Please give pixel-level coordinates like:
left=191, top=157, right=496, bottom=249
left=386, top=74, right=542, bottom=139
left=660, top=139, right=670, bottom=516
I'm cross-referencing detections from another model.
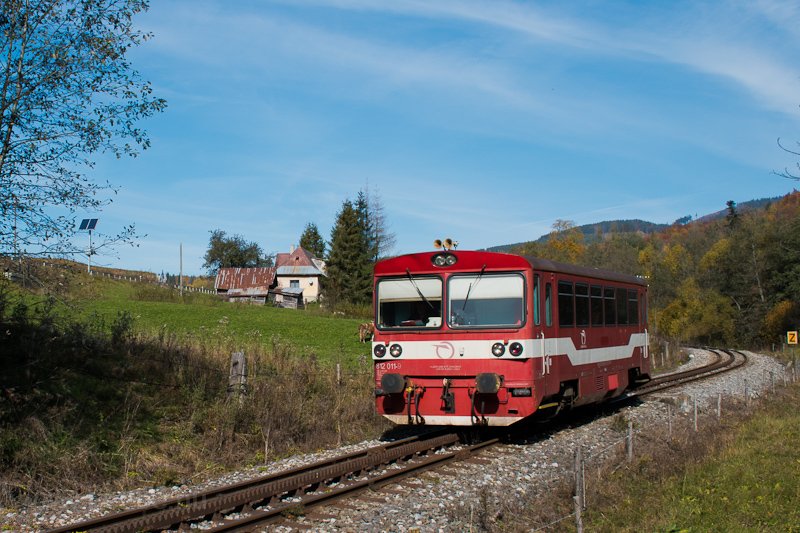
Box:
left=545, top=283, right=552, bottom=327
left=533, top=274, right=541, bottom=326
left=628, top=289, right=639, bottom=326
left=575, top=283, right=590, bottom=327
left=376, top=277, right=442, bottom=328
left=558, top=281, right=574, bottom=327
left=641, top=293, right=647, bottom=326
left=616, top=287, right=628, bottom=325
left=448, top=273, right=525, bottom=328
left=590, top=285, right=603, bottom=326
left=604, top=286, right=616, bottom=325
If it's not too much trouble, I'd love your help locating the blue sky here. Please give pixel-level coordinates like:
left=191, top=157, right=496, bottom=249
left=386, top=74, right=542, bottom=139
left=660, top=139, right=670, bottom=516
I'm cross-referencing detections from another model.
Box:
left=83, top=0, right=800, bottom=275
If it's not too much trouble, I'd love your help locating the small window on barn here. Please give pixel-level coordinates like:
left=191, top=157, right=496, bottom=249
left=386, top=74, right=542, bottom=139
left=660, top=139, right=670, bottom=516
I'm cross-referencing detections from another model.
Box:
left=290, top=280, right=300, bottom=288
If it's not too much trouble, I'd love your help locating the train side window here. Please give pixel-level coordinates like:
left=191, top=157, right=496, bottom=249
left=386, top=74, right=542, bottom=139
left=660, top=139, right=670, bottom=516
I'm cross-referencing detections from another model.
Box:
left=616, top=287, right=628, bottom=325
left=545, top=283, right=552, bottom=327
left=628, top=289, right=639, bottom=326
left=575, top=283, right=589, bottom=327
left=604, top=286, right=616, bottom=325
left=533, top=274, right=541, bottom=326
left=558, top=281, right=574, bottom=327
left=641, top=292, right=647, bottom=326
left=590, top=285, right=603, bottom=326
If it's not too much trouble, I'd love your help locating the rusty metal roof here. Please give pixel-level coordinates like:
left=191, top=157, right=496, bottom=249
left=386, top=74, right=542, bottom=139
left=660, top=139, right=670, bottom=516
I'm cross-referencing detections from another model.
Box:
left=275, top=246, right=325, bottom=277
left=215, top=267, right=276, bottom=291
left=276, top=265, right=322, bottom=276
left=276, top=247, right=317, bottom=268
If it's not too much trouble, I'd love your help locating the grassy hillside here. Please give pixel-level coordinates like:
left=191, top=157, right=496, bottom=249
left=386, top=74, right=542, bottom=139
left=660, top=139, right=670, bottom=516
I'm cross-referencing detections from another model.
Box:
left=0, top=270, right=384, bottom=506
left=74, top=277, right=367, bottom=361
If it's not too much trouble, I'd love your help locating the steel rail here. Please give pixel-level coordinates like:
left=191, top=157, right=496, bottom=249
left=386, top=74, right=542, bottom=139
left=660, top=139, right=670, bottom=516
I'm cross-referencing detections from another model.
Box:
left=46, top=431, right=457, bottom=533
left=632, top=349, right=746, bottom=397
left=208, top=438, right=500, bottom=532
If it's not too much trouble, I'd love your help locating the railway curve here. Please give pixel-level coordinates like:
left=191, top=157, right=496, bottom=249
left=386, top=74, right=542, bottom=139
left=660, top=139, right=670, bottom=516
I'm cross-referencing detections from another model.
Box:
left=8, top=349, right=792, bottom=532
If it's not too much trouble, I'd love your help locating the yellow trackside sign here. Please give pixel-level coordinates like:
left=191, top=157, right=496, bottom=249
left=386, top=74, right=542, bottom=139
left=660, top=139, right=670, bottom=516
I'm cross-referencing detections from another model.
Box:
left=789, top=331, right=798, bottom=345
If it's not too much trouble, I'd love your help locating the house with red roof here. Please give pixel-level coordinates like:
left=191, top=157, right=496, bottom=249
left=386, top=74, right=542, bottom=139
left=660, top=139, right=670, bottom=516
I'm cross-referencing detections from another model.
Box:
left=213, top=246, right=325, bottom=308
left=274, top=246, right=326, bottom=304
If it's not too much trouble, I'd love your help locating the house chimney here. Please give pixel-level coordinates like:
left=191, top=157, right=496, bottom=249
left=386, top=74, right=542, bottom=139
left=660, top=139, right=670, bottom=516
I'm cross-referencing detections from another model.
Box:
left=290, top=244, right=295, bottom=253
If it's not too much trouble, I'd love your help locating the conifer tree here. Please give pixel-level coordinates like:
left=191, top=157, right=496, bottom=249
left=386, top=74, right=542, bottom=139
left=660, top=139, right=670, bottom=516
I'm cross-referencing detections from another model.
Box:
left=298, top=222, right=326, bottom=259
left=325, top=197, right=373, bottom=307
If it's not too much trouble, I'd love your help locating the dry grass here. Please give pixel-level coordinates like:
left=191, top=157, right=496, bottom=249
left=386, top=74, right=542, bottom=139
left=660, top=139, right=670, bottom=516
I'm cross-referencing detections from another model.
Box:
left=0, top=281, right=389, bottom=507
left=463, top=384, right=800, bottom=532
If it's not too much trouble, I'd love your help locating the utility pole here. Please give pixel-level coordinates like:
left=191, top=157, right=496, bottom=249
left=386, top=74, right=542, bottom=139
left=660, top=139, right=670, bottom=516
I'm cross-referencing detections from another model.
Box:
left=88, top=227, right=93, bottom=273
left=79, top=219, right=99, bottom=274
left=180, top=242, right=183, bottom=297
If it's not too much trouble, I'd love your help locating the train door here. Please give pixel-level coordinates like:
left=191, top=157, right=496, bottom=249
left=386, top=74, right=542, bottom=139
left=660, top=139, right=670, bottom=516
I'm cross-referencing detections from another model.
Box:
left=540, top=274, right=558, bottom=397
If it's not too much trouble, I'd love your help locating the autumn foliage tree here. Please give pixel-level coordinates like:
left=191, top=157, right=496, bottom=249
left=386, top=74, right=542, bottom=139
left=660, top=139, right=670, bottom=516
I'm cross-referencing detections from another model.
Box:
left=202, top=230, right=271, bottom=275
left=509, top=192, right=800, bottom=348
left=0, top=0, right=166, bottom=258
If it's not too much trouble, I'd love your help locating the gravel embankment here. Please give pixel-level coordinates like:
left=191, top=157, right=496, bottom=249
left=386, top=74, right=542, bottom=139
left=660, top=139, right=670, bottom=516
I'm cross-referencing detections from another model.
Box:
left=3, top=350, right=791, bottom=532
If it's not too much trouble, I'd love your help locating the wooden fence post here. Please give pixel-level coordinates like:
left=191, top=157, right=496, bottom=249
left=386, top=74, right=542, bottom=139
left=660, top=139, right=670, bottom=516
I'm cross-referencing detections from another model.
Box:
left=668, top=404, right=672, bottom=439
left=228, top=351, right=247, bottom=402
left=744, top=380, right=750, bottom=407
left=626, top=422, right=633, bottom=461
left=574, top=447, right=585, bottom=510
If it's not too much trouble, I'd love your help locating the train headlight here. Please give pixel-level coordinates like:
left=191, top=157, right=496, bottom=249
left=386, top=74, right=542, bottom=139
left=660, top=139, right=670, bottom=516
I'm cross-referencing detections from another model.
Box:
left=389, top=344, right=403, bottom=358
left=374, top=344, right=387, bottom=358
left=491, top=342, right=505, bottom=357
left=509, top=342, right=524, bottom=357
left=431, top=253, right=457, bottom=267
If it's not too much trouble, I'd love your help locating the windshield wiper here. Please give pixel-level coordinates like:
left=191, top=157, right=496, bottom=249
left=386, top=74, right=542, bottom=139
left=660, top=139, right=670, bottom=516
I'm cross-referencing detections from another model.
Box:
left=406, top=268, right=435, bottom=310
left=462, top=264, right=486, bottom=311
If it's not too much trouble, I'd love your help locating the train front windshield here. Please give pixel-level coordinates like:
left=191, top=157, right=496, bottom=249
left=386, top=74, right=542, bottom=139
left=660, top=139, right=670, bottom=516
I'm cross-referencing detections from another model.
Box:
left=376, top=277, right=442, bottom=328
left=448, top=273, right=525, bottom=327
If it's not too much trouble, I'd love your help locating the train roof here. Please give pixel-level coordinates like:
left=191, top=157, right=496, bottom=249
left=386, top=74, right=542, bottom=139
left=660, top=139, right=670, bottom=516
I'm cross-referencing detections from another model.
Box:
left=375, top=250, right=647, bottom=287
left=522, top=255, right=646, bottom=286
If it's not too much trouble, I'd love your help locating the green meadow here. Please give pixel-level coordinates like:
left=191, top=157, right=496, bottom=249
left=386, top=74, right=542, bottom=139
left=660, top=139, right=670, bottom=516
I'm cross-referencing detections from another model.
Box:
left=74, top=277, right=368, bottom=360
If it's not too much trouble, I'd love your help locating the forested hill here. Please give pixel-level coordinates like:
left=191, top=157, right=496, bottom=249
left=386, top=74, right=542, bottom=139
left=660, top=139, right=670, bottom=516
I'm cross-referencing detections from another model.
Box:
left=487, top=195, right=784, bottom=252
left=487, top=219, right=667, bottom=252
left=484, top=190, right=800, bottom=349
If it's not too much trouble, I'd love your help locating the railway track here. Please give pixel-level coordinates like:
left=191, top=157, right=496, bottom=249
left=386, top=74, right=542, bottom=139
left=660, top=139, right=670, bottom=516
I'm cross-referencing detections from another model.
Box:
left=47, top=431, right=496, bottom=532
left=47, top=349, right=746, bottom=533
left=632, top=349, right=747, bottom=397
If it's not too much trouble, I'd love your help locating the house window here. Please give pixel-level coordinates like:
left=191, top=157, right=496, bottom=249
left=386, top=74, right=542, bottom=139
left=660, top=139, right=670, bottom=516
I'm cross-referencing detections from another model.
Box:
left=290, top=280, right=300, bottom=288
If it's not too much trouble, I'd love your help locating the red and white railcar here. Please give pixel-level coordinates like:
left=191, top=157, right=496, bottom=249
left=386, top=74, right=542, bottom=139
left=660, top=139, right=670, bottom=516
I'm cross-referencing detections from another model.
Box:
left=372, top=249, right=650, bottom=426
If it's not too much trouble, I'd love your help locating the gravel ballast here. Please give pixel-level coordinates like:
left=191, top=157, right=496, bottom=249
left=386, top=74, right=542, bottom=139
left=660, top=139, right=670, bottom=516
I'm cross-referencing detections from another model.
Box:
left=3, top=350, right=791, bottom=532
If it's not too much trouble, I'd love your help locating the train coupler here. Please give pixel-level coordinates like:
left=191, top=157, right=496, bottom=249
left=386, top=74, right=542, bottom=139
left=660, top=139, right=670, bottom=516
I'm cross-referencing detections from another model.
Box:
left=406, top=385, right=426, bottom=425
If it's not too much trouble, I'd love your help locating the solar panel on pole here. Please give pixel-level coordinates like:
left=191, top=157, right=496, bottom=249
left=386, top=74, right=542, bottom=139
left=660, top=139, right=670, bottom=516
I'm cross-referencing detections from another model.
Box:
left=78, top=218, right=99, bottom=273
